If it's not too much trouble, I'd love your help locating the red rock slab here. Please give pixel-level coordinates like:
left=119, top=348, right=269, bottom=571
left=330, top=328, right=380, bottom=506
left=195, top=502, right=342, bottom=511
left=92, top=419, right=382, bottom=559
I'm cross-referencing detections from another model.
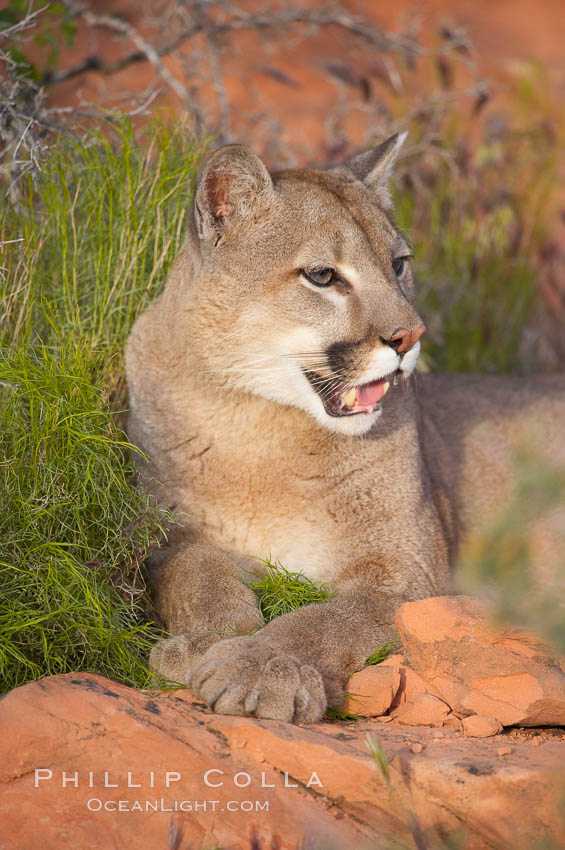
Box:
left=389, top=693, right=450, bottom=726
left=462, top=716, right=504, bottom=738
left=1, top=673, right=565, bottom=849
left=216, top=712, right=565, bottom=847
left=342, top=665, right=400, bottom=716
left=0, top=674, right=367, bottom=850
left=395, top=596, right=565, bottom=727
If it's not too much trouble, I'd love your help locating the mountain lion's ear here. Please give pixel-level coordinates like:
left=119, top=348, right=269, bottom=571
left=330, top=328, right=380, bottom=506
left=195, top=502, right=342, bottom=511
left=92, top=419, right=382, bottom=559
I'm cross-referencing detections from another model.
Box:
left=336, top=132, right=407, bottom=208
left=194, top=145, right=274, bottom=243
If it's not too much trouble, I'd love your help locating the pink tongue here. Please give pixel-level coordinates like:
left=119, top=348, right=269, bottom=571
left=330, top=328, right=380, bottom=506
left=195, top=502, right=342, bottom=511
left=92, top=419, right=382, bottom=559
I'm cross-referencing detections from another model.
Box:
left=356, top=379, right=385, bottom=407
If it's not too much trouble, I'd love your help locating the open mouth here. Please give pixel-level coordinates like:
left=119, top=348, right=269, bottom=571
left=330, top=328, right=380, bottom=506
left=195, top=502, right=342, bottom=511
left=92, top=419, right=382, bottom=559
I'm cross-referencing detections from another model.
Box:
left=304, top=370, right=396, bottom=417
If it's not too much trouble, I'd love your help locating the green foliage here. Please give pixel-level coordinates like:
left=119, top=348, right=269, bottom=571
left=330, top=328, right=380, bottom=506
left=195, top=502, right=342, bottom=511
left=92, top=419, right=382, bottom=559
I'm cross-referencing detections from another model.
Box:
left=250, top=558, right=335, bottom=623
left=394, top=106, right=555, bottom=375
left=0, top=119, right=202, bottom=692
left=0, top=0, right=30, bottom=26
left=0, top=339, right=170, bottom=690
left=0, top=1, right=77, bottom=77
left=1, top=118, right=201, bottom=351
left=364, top=640, right=397, bottom=667
left=324, top=701, right=361, bottom=723
left=365, top=733, right=390, bottom=786
left=459, top=445, right=565, bottom=652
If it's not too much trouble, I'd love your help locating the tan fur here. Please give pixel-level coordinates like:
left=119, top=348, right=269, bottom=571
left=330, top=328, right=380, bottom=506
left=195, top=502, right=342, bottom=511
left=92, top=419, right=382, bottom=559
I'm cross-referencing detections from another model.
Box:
left=125, top=138, right=565, bottom=723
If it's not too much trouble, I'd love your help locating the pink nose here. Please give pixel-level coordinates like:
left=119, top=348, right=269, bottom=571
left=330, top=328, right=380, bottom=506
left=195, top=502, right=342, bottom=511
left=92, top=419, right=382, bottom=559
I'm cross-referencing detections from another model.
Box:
left=389, top=324, right=426, bottom=354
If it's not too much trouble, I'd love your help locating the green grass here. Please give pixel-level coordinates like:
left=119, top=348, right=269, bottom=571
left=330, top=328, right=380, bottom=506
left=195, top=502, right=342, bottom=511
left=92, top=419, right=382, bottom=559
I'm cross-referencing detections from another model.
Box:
left=364, top=640, right=397, bottom=667
left=397, top=170, right=537, bottom=374
left=365, top=733, right=391, bottom=786
left=324, top=703, right=361, bottom=723
left=394, top=115, right=555, bottom=375
left=0, top=340, right=170, bottom=688
left=0, top=111, right=556, bottom=695
left=0, top=118, right=202, bottom=693
left=1, top=118, right=202, bottom=352
left=250, top=557, right=335, bottom=623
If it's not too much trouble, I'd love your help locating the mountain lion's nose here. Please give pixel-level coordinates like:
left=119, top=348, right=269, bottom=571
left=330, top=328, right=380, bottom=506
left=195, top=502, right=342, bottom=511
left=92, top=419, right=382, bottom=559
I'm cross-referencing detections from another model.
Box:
left=388, top=324, right=426, bottom=354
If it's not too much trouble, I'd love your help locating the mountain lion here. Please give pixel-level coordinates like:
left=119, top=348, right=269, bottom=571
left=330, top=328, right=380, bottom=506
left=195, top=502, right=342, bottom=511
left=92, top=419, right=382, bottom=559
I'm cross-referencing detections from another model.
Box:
left=125, top=134, right=565, bottom=723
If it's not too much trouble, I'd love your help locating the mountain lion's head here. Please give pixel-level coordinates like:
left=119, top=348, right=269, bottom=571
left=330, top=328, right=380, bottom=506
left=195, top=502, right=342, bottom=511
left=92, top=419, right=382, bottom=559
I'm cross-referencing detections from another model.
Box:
left=187, top=134, right=425, bottom=436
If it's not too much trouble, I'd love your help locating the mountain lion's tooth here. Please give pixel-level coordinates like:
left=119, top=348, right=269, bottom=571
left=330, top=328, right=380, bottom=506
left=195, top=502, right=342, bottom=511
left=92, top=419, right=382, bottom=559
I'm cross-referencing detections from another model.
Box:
left=344, top=388, right=357, bottom=407
left=382, top=381, right=390, bottom=396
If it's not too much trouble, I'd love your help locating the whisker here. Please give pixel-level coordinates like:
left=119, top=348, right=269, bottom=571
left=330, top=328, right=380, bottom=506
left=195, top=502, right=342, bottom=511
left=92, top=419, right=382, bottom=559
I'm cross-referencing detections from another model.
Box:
left=198, top=354, right=330, bottom=376
left=307, top=371, right=347, bottom=389
left=309, top=377, right=339, bottom=393
left=317, top=379, right=345, bottom=401
left=280, top=351, right=328, bottom=359
left=229, top=365, right=327, bottom=379
left=205, top=352, right=357, bottom=408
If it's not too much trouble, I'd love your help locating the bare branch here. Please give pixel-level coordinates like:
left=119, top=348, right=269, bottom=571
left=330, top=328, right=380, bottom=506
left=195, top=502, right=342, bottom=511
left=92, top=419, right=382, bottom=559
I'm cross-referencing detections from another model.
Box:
left=0, top=0, right=483, bottom=193
left=44, top=4, right=435, bottom=89
left=0, top=4, right=48, bottom=42
left=56, top=2, right=189, bottom=104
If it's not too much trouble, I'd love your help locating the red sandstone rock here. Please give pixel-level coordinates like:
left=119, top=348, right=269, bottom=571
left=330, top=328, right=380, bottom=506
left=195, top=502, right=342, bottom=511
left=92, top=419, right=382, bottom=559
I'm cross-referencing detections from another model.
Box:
left=378, top=654, right=430, bottom=710
left=462, top=715, right=503, bottom=738
left=391, top=666, right=430, bottom=709
left=443, top=712, right=463, bottom=730
left=389, top=693, right=450, bottom=726
left=379, top=653, right=405, bottom=667
left=1, top=673, right=564, bottom=849
left=395, top=596, right=565, bottom=727
left=343, top=666, right=400, bottom=716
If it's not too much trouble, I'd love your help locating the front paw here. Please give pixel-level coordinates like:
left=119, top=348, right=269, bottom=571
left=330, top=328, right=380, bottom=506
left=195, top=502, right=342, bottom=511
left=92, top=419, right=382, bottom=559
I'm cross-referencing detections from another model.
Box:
left=188, top=636, right=327, bottom=723
left=149, top=631, right=220, bottom=683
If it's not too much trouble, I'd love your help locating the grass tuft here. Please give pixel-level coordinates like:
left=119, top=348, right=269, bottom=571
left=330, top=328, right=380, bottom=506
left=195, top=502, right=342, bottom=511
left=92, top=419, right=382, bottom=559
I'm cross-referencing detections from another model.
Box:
left=0, top=118, right=201, bottom=693
left=0, top=337, right=173, bottom=690
left=394, top=108, right=556, bottom=375
left=364, top=640, right=398, bottom=667
left=324, top=702, right=361, bottom=723
left=250, top=557, right=335, bottom=623
left=1, top=117, right=202, bottom=352
left=365, top=733, right=391, bottom=786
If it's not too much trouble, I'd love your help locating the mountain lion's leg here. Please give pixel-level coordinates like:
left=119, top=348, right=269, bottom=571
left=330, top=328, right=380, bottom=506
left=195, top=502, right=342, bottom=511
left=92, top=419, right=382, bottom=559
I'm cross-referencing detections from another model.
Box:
left=149, top=542, right=264, bottom=683
left=187, top=580, right=416, bottom=723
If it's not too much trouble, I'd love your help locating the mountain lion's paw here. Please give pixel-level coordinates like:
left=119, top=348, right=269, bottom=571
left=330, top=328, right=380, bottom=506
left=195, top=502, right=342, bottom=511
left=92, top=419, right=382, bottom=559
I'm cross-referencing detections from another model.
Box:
left=187, top=636, right=327, bottom=723
left=149, top=631, right=220, bottom=683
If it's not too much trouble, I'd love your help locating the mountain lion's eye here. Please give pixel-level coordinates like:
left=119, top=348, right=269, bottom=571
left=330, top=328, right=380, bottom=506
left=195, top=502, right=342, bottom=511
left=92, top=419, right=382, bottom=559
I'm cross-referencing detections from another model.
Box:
left=303, top=267, right=335, bottom=287
left=392, top=257, right=408, bottom=278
